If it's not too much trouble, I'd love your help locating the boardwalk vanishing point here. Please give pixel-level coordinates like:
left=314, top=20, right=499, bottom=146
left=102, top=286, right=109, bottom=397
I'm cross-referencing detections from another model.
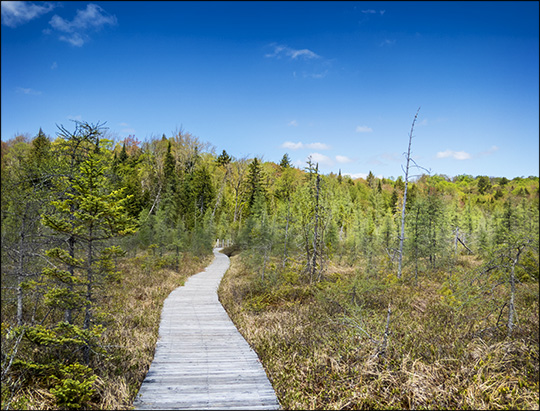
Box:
left=133, top=248, right=281, bottom=410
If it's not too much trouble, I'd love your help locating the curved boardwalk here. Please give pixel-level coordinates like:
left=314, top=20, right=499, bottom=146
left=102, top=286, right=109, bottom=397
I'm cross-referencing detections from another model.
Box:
left=133, top=248, right=280, bottom=410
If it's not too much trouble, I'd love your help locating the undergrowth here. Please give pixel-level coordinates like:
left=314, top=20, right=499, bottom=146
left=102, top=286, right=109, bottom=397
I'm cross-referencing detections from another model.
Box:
left=218, top=252, right=539, bottom=410
left=1, top=250, right=210, bottom=410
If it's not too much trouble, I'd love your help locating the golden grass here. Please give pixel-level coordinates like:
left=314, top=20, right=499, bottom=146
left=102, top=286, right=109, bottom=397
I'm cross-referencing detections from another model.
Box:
left=218, top=252, right=540, bottom=410
left=91, top=252, right=211, bottom=410
left=2, top=251, right=211, bottom=410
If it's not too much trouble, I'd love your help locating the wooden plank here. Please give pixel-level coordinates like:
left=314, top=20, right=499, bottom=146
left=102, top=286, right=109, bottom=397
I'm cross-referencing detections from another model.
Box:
left=133, top=248, right=280, bottom=410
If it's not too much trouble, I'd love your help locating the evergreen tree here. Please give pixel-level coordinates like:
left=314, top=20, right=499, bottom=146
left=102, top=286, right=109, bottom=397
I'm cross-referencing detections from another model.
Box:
left=280, top=153, right=292, bottom=169
left=217, top=149, right=232, bottom=167
left=245, top=158, right=266, bottom=217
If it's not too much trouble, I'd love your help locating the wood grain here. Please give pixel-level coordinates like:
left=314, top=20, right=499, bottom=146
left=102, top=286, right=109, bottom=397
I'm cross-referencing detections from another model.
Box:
left=133, top=248, right=280, bottom=410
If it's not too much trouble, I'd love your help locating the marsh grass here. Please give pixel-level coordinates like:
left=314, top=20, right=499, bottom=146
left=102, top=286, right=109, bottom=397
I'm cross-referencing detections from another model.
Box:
left=92, top=251, right=211, bottom=409
left=2, top=251, right=210, bottom=410
left=218, top=252, right=539, bottom=410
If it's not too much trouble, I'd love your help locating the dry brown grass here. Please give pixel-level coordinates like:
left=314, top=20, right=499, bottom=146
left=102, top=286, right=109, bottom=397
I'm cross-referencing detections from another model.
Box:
left=92, top=251, right=211, bottom=409
left=2, top=251, right=211, bottom=410
left=218, top=252, right=540, bottom=410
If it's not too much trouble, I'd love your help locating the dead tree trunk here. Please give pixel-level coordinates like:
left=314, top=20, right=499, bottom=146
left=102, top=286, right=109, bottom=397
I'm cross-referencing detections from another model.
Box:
left=508, top=243, right=526, bottom=337
left=310, top=172, right=321, bottom=283
left=398, top=107, right=420, bottom=280
left=282, top=197, right=291, bottom=268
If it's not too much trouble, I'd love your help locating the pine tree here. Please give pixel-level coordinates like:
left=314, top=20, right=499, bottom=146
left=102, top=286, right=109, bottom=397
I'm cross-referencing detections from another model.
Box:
left=280, top=153, right=292, bottom=169
left=245, top=157, right=266, bottom=217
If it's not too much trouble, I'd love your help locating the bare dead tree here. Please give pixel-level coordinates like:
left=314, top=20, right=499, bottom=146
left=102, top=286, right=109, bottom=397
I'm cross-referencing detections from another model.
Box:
left=507, top=241, right=528, bottom=336
left=397, top=107, right=431, bottom=280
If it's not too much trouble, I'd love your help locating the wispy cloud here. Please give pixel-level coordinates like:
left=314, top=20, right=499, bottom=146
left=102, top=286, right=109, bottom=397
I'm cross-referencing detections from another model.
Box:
left=282, top=141, right=303, bottom=150
left=48, top=3, right=117, bottom=47
left=281, top=141, right=330, bottom=150
left=360, top=9, right=386, bottom=16
left=16, top=87, right=41, bottom=95
left=304, top=70, right=328, bottom=79
left=344, top=172, right=369, bottom=179
left=344, top=172, right=383, bottom=179
left=265, top=43, right=320, bottom=60
left=1, top=1, right=55, bottom=27
left=266, top=43, right=332, bottom=79
left=436, top=149, right=472, bottom=160
left=379, top=39, right=396, bottom=47
left=68, top=114, right=82, bottom=121
left=288, top=120, right=298, bottom=127
left=50, top=61, right=58, bottom=70
left=336, top=155, right=353, bottom=164
left=300, top=153, right=355, bottom=168
left=368, top=152, right=401, bottom=166
left=478, top=145, right=499, bottom=157
left=309, top=152, right=333, bottom=166
left=356, top=125, right=373, bottom=133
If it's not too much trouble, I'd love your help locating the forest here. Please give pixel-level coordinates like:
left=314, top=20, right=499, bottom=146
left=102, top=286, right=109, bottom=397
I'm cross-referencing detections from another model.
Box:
left=1, top=120, right=538, bottom=410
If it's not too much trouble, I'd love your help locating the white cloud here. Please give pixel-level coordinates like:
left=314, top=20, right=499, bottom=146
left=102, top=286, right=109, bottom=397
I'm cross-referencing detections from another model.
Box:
left=1, top=1, right=55, bottom=27
left=306, top=142, right=330, bottom=150
left=288, top=120, right=298, bottom=127
left=344, top=172, right=383, bottom=179
left=436, top=149, right=472, bottom=160
left=59, top=32, right=85, bottom=47
left=281, top=141, right=330, bottom=150
left=355, top=125, right=373, bottom=133
left=309, top=152, right=333, bottom=166
left=335, top=155, right=353, bottom=164
left=265, top=43, right=320, bottom=60
left=16, top=87, right=41, bottom=95
left=49, top=3, right=117, bottom=47
left=343, top=172, right=368, bottom=179
left=479, top=145, right=499, bottom=157
left=68, top=114, right=82, bottom=121
left=282, top=141, right=304, bottom=150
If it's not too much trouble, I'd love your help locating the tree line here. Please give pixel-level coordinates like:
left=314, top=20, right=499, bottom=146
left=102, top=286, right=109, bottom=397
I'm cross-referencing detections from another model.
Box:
left=1, top=120, right=538, bottom=409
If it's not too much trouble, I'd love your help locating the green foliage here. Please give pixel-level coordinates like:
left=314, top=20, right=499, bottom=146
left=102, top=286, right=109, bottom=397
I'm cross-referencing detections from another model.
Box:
left=279, top=153, right=292, bottom=168
left=49, top=363, right=97, bottom=409
left=2, top=118, right=538, bottom=409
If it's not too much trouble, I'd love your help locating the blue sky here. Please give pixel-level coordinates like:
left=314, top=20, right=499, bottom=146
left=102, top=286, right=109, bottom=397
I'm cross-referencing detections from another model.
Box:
left=2, top=1, right=538, bottom=179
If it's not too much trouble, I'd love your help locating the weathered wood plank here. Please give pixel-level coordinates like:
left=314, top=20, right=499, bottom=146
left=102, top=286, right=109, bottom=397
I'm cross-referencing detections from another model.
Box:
left=133, top=248, right=280, bottom=410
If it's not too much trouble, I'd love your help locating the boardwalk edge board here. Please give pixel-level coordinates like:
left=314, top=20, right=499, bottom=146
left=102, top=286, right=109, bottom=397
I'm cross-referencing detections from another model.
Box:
left=134, top=248, right=281, bottom=410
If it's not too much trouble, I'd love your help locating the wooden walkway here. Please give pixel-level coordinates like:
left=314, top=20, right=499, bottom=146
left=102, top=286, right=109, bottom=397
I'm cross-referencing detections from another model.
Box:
left=133, top=248, right=280, bottom=410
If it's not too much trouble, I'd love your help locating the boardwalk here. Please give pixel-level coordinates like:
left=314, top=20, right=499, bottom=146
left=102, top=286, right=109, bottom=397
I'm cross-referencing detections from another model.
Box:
left=133, top=248, right=280, bottom=410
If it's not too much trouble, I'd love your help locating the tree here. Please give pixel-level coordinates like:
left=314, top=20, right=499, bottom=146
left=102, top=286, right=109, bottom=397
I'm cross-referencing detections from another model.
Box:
left=397, top=108, right=420, bottom=280
left=366, top=171, right=375, bottom=189
left=217, top=149, right=232, bottom=167
left=1, top=130, right=54, bottom=326
left=280, top=153, right=292, bottom=169
left=477, top=176, right=491, bottom=195
left=244, top=157, right=266, bottom=218
left=213, top=151, right=232, bottom=218
left=40, top=122, right=136, bottom=359
left=229, top=156, right=249, bottom=224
